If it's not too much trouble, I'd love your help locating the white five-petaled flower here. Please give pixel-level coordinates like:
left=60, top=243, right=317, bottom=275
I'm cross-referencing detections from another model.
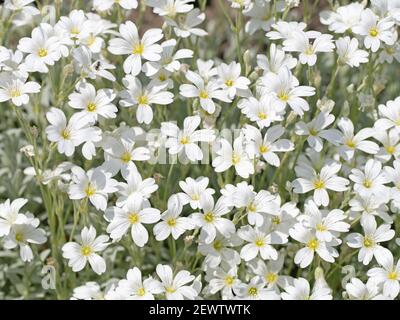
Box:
left=0, top=73, right=40, bottom=106
left=62, top=226, right=109, bottom=275
left=153, top=194, right=195, bottom=241
left=106, top=194, right=160, bottom=246
left=293, top=161, right=349, bottom=207
left=336, top=36, right=369, bottom=68
left=261, top=66, right=315, bottom=116
left=212, top=136, right=254, bottom=179
left=161, top=115, right=215, bottom=162
left=177, top=176, right=215, bottom=209
left=191, top=193, right=235, bottom=244
left=68, top=83, right=117, bottom=122
left=346, top=218, right=395, bottom=265
left=353, top=8, right=396, bottom=52
left=119, top=75, right=173, bottom=124
left=179, top=70, right=231, bottom=114
left=0, top=198, right=28, bottom=237
left=154, top=264, right=197, bottom=300
left=216, top=61, right=250, bottom=99
left=108, top=21, right=163, bottom=75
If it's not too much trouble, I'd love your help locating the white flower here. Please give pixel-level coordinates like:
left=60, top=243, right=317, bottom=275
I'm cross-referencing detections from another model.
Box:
left=212, top=136, right=254, bottom=179
left=191, top=193, right=235, bottom=244
left=167, top=8, right=207, bottom=38
left=62, top=226, right=109, bottom=275
left=243, top=124, right=294, bottom=167
left=45, top=107, right=102, bottom=159
left=205, top=266, right=238, bottom=299
left=384, top=160, right=400, bottom=206
left=281, top=277, right=332, bottom=300
left=336, top=36, right=369, bottom=67
left=374, top=129, right=400, bottom=162
left=302, top=200, right=350, bottom=242
left=147, top=0, right=193, bottom=17
left=68, top=83, right=117, bottom=122
left=153, top=194, right=195, bottom=241
left=116, top=267, right=162, bottom=300
left=119, top=75, right=173, bottom=124
left=346, top=218, right=395, bottom=265
left=116, top=166, right=158, bottom=207
left=238, top=225, right=287, bottom=261
left=3, top=222, right=46, bottom=262
left=346, top=278, right=388, bottom=300
left=17, top=24, right=63, bottom=73
left=290, top=224, right=339, bottom=268
left=283, top=32, right=335, bottom=66
left=102, top=127, right=150, bottom=176
left=154, top=264, right=197, bottom=300
left=177, top=176, right=215, bottom=209
left=161, top=115, right=215, bottom=162
left=349, top=159, right=390, bottom=199
left=261, top=66, right=315, bottom=116
left=216, top=61, right=250, bottom=99
left=233, top=276, right=280, bottom=300
left=293, top=161, right=349, bottom=207
left=353, top=8, right=396, bottom=52
left=295, top=111, right=341, bottom=152
left=349, top=194, right=392, bottom=226
left=179, top=70, right=231, bottom=114
left=368, top=251, right=400, bottom=298
left=71, top=282, right=104, bottom=300
left=257, top=43, right=297, bottom=75
left=68, top=166, right=119, bottom=211
left=320, top=2, right=364, bottom=33
left=238, top=94, right=284, bottom=129
left=108, top=21, right=163, bottom=75
left=375, top=97, right=400, bottom=132
left=106, top=194, right=160, bottom=246
left=0, top=73, right=40, bottom=106
left=0, top=198, right=28, bottom=237
left=337, top=117, right=379, bottom=161
left=266, top=21, right=309, bottom=40
left=243, top=1, right=276, bottom=35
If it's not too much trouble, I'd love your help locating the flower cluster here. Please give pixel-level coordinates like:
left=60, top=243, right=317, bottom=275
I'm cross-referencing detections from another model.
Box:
left=1, top=0, right=400, bottom=300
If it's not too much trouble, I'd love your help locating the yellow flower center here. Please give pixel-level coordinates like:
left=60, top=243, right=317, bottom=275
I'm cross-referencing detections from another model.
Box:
left=137, top=95, right=148, bottom=105
left=86, top=34, right=96, bottom=46
left=191, top=194, right=199, bottom=201
left=386, top=47, right=395, bottom=54
left=363, top=179, right=373, bottom=188
left=313, top=179, right=325, bottom=190
left=128, top=212, right=139, bottom=224
left=277, top=91, right=289, bottom=102
left=204, top=212, right=215, bottom=223
left=255, top=238, right=265, bottom=247
left=369, top=27, right=379, bottom=37
left=71, top=26, right=80, bottom=35
left=258, top=112, right=267, bottom=120
left=363, top=236, right=374, bottom=248
left=224, top=276, right=234, bottom=286
left=307, top=238, right=319, bottom=250
left=137, top=287, right=145, bottom=296
left=266, top=272, right=278, bottom=284
left=386, top=145, right=395, bottom=154
left=15, top=232, right=24, bottom=242
left=87, top=102, right=96, bottom=112
left=60, top=128, right=70, bottom=139
left=346, top=139, right=356, bottom=148
left=199, top=90, right=209, bottom=99
left=38, top=48, right=48, bottom=57
left=247, top=203, right=257, bottom=212
left=259, top=145, right=269, bottom=153
left=272, top=216, right=281, bottom=225
left=165, top=286, right=176, bottom=293
left=304, top=45, right=314, bottom=55
left=159, top=74, right=166, bottom=81
left=167, top=218, right=177, bottom=227
left=121, top=152, right=132, bottom=163
left=81, top=245, right=92, bottom=256
left=309, top=128, right=318, bottom=136
left=225, top=79, right=234, bottom=87
left=132, top=43, right=144, bottom=55
left=232, top=153, right=240, bottom=165
left=316, top=223, right=327, bottom=232
left=213, top=240, right=223, bottom=251
left=388, top=271, right=398, bottom=280
left=9, top=88, right=21, bottom=97
left=180, top=136, right=190, bottom=145
left=248, top=287, right=258, bottom=296
left=85, top=184, right=96, bottom=197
